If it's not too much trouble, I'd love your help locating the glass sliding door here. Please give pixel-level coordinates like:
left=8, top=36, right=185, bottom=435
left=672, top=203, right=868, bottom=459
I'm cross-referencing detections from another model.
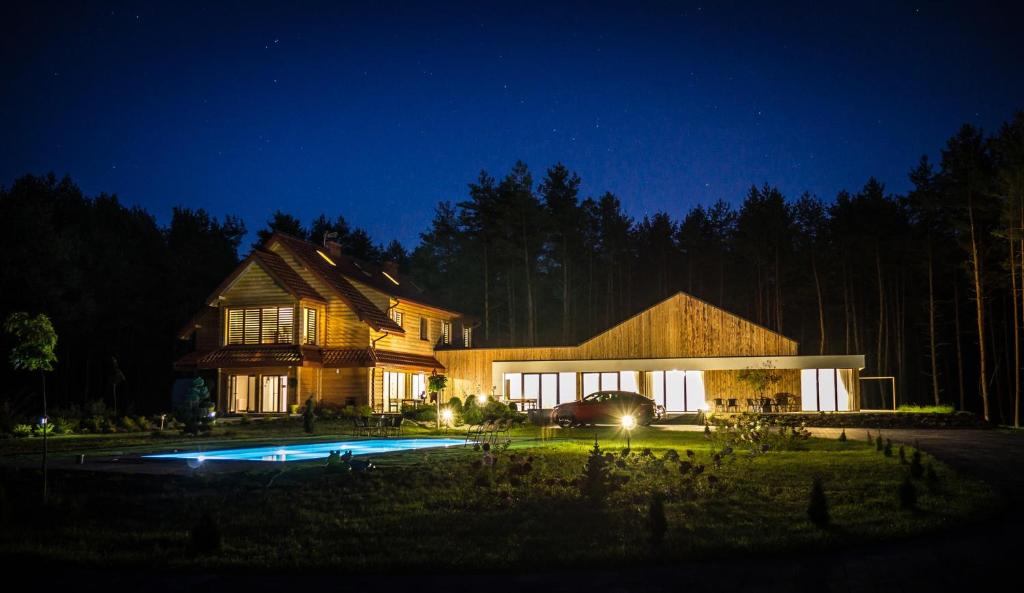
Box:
left=261, top=375, right=288, bottom=413
left=558, top=373, right=576, bottom=404
left=229, top=375, right=257, bottom=413
left=539, top=374, right=558, bottom=409
left=800, top=369, right=851, bottom=411
left=383, top=371, right=406, bottom=413
left=665, top=371, right=686, bottom=411
left=684, top=371, right=706, bottom=411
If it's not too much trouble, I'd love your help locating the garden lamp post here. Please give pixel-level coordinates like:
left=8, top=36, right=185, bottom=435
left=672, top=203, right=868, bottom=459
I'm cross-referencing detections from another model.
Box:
left=621, top=414, right=636, bottom=450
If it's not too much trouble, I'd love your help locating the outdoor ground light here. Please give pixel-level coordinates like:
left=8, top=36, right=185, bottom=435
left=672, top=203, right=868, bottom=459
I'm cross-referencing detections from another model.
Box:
left=477, top=393, right=487, bottom=405
left=441, top=408, right=454, bottom=425
left=621, top=414, right=636, bottom=449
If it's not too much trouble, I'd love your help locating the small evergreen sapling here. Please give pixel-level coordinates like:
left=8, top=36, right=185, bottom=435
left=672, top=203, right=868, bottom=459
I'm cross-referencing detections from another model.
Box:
left=899, top=476, right=917, bottom=509
left=579, top=438, right=614, bottom=504
left=875, top=434, right=884, bottom=451
left=649, top=493, right=667, bottom=547
left=910, top=448, right=924, bottom=479
left=807, top=477, right=829, bottom=527
left=838, top=429, right=847, bottom=442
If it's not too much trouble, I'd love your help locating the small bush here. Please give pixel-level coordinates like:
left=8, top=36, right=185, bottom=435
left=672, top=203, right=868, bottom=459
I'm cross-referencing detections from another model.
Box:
left=898, top=477, right=917, bottom=509
left=52, top=416, right=77, bottom=434
left=875, top=434, right=883, bottom=451
left=579, top=439, right=615, bottom=504
left=119, top=416, right=139, bottom=432
left=189, top=512, right=222, bottom=554
left=648, top=493, right=667, bottom=547
left=12, top=424, right=32, bottom=438
left=807, top=477, right=829, bottom=527
left=838, top=429, right=847, bottom=442
left=32, top=422, right=54, bottom=436
left=134, top=416, right=152, bottom=431
left=910, top=449, right=924, bottom=479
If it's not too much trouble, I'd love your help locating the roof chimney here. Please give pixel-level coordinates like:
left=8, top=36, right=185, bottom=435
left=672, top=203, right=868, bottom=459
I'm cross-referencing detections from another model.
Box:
left=325, top=240, right=343, bottom=259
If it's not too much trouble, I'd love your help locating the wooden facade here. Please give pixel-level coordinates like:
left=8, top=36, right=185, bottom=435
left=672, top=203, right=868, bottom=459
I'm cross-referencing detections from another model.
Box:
left=177, top=236, right=864, bottom=414
left=176, top=233, right=465, bottom=413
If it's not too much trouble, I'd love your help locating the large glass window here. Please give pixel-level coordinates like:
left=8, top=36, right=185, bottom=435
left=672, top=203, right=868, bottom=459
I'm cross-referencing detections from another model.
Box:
left=801, top=369, right=851, bottom=411
left=227, top=307, right=294, bottom=345
left=582, top=373, right=600, bottom=397
left=505, top=372, right=523, bottom=399
left=649, top=370, right=705, bottom=411
left=558, top=372, right=576, bottom=404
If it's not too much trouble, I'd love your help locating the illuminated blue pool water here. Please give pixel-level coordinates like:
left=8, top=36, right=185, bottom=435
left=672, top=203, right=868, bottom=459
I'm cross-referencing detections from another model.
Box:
left=143, top=438, right=464, bottom=462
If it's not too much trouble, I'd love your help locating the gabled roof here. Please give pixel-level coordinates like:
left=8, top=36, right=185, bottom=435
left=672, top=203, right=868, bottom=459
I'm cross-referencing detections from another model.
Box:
left=266, top=233, right=405, bottom=333
left=204, top=248, right=325, bottom=307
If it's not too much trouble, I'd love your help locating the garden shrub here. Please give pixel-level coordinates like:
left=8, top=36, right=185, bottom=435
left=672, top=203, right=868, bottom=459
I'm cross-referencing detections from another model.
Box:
left=875, top=434, right=884, bottom=451
left=32, top=422, right=54, bottom=436
left=12, top=424, right=32, bottom=438
left=447, top=396, right=463, bottom=415
left=134, top=416, right=152, bottom=431
left=898, top=476, right=917, bottom=509
left=838, top=429, right=847, bottom=442
left=119, top=416, right=139, bottom=432
left=189, top=512, right=222, bottom=554
left=807, top=477, right=829, bottom=527
left=648, top=493, right=667, bottom=546
left=402, top=404, right=438, bottom=422
left=52, top=416, right=77, bottom=434
left=579, top=439, right=615, bottom=504
left=462, top=399, right=484, bottom=425
left=174, top=377, right=215, bottom=435
left=909, top=448, right=924, bottom=479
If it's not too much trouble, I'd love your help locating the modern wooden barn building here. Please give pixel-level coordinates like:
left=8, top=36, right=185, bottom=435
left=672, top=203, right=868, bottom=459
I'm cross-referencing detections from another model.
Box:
left=176, top=233, right=865, bottom=414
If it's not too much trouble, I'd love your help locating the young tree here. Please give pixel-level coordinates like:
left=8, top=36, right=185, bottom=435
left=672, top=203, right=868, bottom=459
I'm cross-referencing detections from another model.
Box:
left=4, top=312, right=58, bottom=501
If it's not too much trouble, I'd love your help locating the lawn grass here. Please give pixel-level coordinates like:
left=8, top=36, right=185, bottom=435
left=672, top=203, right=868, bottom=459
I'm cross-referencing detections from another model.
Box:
left=0, top=425, right=999, bottom=571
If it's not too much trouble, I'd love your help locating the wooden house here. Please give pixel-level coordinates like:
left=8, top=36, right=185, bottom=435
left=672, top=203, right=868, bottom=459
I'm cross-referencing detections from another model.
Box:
left=176, top=234, right=864, bottom=414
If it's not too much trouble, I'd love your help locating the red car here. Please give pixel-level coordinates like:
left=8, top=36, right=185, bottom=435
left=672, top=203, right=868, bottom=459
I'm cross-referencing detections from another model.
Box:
left=551, top=390, right=661, bottom=428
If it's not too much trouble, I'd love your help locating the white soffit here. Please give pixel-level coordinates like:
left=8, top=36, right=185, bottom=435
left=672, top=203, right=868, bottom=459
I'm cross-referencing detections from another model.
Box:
left=492, top=355, right=866, bottom=374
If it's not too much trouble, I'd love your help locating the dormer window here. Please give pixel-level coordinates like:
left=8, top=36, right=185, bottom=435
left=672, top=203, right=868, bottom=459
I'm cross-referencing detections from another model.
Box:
left=441, top=320, right=451, bottom=345
left=463, top=326, right=472, bottom=348
left=390, top=309, right=403, bottom=327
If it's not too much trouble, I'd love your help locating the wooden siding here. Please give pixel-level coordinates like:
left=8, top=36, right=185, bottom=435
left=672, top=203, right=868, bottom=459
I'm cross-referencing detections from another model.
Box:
left=368, top=299, right=459, bottom=356
left=702, top=369, right=802, bottom=401
left=219, top=263, right=294, bottom=307
left=321, top=367, right=368, bottom=407
left=436, top=293, right=799, bottom=399
left=269, top=243, right=369, bottom=348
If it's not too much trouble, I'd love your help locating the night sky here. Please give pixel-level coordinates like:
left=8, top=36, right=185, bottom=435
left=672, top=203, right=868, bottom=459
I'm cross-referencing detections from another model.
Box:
left=2, top=1, right=1022, bottom=248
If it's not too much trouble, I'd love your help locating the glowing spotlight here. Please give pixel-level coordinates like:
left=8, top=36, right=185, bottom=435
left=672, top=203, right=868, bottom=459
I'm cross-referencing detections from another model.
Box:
left=476, top=394, right=487, bottom=406
left=620, top=414, right=637, bottom=430
left=441, top=408, right=454, bottom=425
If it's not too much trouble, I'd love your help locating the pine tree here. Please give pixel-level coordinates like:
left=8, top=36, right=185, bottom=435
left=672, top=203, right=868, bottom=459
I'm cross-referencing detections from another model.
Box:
left=807, top=477, right=829, bottom=527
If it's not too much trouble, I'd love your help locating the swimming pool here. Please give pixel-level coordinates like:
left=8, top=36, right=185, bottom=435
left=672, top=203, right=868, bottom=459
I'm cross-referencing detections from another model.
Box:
left=143, top=438, right=464, bottom=462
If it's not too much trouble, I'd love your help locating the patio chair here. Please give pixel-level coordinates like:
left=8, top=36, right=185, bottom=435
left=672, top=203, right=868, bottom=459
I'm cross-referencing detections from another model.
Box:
left=464, top=423, right=484, bottom=446
left=759, top=397, right=774, bottom=413
left=774, top=394, right=789, bottom=413
left=390, top=415, right=404, bottom=437
left=726, top=398, right=739, bottom=413
left=745, top=398, right=758, bottom=413
left=713, top=398, right=725, bottom=412
left=352, top=416, right=370, bottom=436
left=492, top=418, right=510, bottom=444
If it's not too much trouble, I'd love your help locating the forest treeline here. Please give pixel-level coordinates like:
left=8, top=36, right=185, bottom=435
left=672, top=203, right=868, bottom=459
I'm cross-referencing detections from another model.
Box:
left=1, top=112, right=1022, bottom=423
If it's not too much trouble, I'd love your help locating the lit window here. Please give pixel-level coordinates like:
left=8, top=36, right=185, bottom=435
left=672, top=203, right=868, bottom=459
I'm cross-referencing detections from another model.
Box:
left=441, top=320, right=451, bottom=345
left=303, top=308, right=318, bottom=345
left=463, top=326, right=472, bottom=348
left=390, top=308, right=403, bottom=327
left=227, top=307, right=293, bottom=345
